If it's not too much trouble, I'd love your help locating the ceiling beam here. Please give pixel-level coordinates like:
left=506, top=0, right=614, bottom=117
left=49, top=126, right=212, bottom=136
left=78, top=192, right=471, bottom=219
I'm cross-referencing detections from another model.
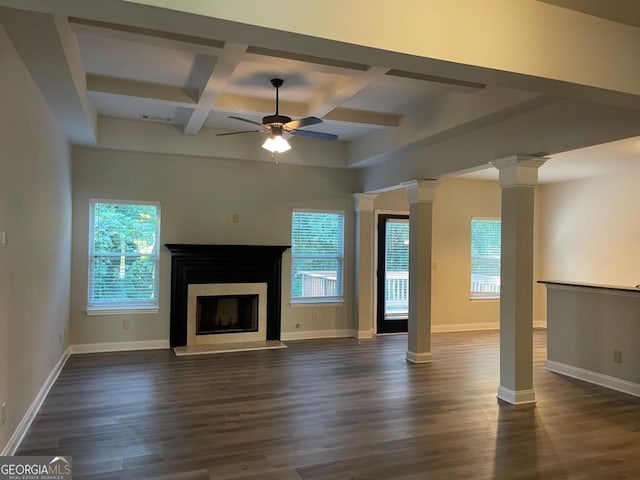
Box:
left=69, top=17, right=225, bottom=50
left=87, top=74, right=198, bottom=105
left=183, top=42, right=247, bottom=135
left=308, top=66, right=389, bottom=118
left=323, top=108, right=401, bottom=128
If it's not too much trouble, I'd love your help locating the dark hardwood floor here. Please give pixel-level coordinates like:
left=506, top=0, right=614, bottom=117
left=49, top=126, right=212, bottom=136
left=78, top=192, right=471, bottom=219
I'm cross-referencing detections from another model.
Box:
left=17, top=330, right=640, bottom=479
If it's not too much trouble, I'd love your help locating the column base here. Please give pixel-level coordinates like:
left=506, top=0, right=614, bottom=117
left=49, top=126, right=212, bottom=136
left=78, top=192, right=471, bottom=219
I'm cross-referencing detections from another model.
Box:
left=357, top=329, right=372, bottom=339
left=405, top=350, right=432, bottom=364
left=497, top=386, right=536, bottom=405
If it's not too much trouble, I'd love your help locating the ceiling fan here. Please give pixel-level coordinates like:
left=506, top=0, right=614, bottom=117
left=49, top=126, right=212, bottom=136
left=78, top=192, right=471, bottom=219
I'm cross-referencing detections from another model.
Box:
left=216, top=78, right=338, bottom=156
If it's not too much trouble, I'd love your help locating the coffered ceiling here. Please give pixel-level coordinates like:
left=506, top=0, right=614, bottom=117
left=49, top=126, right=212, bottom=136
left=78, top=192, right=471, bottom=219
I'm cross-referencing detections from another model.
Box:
left=0, top=0, right=639, bottom=189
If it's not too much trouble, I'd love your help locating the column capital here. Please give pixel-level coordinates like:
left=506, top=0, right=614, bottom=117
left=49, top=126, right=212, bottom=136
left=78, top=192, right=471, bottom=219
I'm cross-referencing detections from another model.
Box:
left=401, top=179, right=439, bottom=204
left=352, top=193, right=378, bottom=212
left=490, top=155, right=548, bottom=188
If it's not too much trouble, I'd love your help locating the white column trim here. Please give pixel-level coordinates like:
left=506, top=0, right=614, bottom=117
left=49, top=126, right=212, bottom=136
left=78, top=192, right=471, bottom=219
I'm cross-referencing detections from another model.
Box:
left=406, top=350, right=433, bottom=364
left=497, top=386, right=537, bottom=405
left=352, top=193, right=377, bottom=212
left=401, top=179, right=439, bottom=203
left=490, top=155, right=548, bottom=188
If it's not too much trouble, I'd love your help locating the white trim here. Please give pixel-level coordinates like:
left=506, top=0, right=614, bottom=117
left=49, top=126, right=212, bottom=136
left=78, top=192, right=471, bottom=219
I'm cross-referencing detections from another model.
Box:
left=432, top=322, right=499, bottom=333
left=1, top=347, right=71, bottom=456
left=405, top=350, right=433, bottom=364
left=70, top=339, right=169, bottom=354
left=545, top=360, right=640, bottom=398
left=85, top=308, right=159, bottom=316
left=430, top=321, right=546, bottom=333
left=357, top=329, right=373, bottom=339
left=497, top=386, right=537, bottom=405
left=281, top=329, right=355, bottom=341
left=289, top=299, right=344, bottom=307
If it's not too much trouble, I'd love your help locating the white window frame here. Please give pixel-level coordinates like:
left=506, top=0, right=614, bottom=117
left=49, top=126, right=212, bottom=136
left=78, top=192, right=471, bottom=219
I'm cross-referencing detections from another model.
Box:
left=290, top=209, right=344, bottom=305
left=470, top=216, right=501, bottom=301
left=87, top=199, right=161, bottom=314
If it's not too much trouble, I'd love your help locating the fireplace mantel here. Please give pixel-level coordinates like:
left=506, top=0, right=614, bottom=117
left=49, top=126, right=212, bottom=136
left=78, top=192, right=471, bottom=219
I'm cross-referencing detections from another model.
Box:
left=165, top=244, right=290, bottom=347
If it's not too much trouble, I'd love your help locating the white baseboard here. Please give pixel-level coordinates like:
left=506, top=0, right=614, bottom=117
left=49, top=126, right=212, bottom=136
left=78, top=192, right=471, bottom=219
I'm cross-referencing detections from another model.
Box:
left=1, top=347, right=71, bottom=456
left=70, top=339, right=169, bottom=354
left=545, top=360, right=640, bottom=398
left=281, top=329, right=356, bottom=341
left=431, top=321, right=546, bottom=333
left=432, top=322, right=499, bottom=333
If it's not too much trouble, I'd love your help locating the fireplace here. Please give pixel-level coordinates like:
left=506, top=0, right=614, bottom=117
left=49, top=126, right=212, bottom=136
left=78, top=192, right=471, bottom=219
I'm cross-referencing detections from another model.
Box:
left=166, top=244, right=289, bottom=348
left=187, top=282, right=267, bottom=345
left=197, top=295, right=258, bottom=335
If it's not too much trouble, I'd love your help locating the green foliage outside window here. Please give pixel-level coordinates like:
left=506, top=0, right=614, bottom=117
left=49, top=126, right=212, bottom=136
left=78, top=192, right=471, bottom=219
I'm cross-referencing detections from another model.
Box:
left=89, top=201, right=160, bottom=309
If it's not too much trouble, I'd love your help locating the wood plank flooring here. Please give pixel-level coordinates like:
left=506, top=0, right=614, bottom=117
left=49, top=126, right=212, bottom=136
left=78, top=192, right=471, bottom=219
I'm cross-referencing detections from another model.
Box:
left=17, top=330, right=640, bottom=479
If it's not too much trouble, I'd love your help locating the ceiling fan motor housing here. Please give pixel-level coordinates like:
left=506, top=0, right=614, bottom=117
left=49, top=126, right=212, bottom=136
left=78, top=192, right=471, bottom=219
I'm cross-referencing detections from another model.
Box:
left=263, top=114, right=292, bottom=126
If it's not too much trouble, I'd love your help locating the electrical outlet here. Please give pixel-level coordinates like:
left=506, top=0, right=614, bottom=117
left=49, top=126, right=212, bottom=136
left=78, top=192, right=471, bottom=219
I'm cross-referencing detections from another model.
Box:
left=1, top=402, right=7, bottom=426
left=312, top=310, right=319, bottom=321
left=613, top=350, right=622, bottom=363
left=123, top=319, right=129, bottom=330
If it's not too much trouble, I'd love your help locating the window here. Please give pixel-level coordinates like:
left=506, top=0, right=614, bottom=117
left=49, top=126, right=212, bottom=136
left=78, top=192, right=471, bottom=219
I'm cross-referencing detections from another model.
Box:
left=291, top=210, right=344, bottom=303
left=88, top=200, right=161, bottom=312
left=470, top=217, right=501, bottom=299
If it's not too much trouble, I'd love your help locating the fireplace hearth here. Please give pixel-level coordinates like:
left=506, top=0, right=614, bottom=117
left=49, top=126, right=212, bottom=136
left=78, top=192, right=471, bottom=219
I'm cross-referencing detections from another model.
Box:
left=166, top=244, right=289, bottom=348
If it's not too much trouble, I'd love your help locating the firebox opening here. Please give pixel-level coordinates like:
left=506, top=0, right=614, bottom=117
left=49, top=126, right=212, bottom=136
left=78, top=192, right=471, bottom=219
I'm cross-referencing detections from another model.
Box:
left=196, top=294, right=259, bottom=335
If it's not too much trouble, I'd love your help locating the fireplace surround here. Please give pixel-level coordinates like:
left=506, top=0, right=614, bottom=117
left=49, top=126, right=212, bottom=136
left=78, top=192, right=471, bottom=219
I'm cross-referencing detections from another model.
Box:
left=166, top=244, right=289, bottom=348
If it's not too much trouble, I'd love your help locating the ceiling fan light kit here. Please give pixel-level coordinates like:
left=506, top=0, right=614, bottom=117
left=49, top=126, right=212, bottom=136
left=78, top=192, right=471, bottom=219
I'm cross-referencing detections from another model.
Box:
left=262, top=131, right=291, bottom=154
left=218, top=78, right=337, bottom=163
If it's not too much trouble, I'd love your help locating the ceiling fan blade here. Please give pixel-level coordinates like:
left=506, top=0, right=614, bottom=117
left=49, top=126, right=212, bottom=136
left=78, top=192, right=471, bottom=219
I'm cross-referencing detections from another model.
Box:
left=291, top=129, right=338, bottom=141
left=285, top=116, right=322, bottom=130
left=228, top=116, right=265, bottom=127
left=216, top=130, right=263, bottom=136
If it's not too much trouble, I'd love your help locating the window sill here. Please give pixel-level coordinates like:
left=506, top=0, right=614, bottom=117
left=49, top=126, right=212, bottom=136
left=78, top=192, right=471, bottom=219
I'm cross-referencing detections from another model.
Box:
left=86, top=308, right=159, bottom=316
left=469, top=297, right=500, bottom=302
left=289, top=299, right=344, bottom=307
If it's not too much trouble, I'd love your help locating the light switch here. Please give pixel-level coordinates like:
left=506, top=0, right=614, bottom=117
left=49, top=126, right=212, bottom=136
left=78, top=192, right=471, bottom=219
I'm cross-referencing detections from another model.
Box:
left=0, top=231, right=6, bottom=248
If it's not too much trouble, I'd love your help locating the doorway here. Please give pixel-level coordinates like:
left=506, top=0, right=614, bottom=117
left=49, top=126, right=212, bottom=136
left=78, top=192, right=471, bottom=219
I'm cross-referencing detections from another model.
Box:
left=376, top=214, right=409, bottom=334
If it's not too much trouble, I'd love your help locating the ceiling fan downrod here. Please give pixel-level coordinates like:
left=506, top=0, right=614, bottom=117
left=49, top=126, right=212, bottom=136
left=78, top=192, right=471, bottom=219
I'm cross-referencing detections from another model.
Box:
left=271, top=78, right=284, bottom=116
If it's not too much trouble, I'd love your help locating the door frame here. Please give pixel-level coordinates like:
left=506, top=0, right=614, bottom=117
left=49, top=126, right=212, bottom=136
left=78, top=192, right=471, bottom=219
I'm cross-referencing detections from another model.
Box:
left=376, top=212, right=410, bottom=334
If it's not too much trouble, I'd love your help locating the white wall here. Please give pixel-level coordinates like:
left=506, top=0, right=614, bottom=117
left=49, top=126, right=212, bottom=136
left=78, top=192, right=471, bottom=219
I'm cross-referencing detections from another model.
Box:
left=539, top=165, right=640, bottom=286
left=0, top=26, right=71, bottom=451
left=70, top=147, right=360, bottom=345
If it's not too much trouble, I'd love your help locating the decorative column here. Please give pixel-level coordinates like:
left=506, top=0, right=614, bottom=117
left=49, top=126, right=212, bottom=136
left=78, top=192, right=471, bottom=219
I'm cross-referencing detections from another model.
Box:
left=353, top=193, right=377, bottom=339
left=402, top=180, right=438, bottom=363
left=490, top=155, right=547, bottom=405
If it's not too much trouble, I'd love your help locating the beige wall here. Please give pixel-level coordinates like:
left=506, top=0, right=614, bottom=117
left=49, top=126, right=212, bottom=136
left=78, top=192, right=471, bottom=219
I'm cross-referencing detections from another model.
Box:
left=373, top=178, right=505, bottom=331
left=70, top=147, right=360, bottom=345
left=0, top=26, right=71, bottom=452
left=538, top=165, right=640, bottom=286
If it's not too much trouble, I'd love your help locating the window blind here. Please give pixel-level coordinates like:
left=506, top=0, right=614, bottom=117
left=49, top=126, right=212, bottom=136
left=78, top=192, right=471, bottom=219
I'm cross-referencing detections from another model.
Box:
left=291, top=211, right=344, bottom=301
left=88, top=201, right=160, bottom=310
left=470, top=218, right=501, bottom=299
